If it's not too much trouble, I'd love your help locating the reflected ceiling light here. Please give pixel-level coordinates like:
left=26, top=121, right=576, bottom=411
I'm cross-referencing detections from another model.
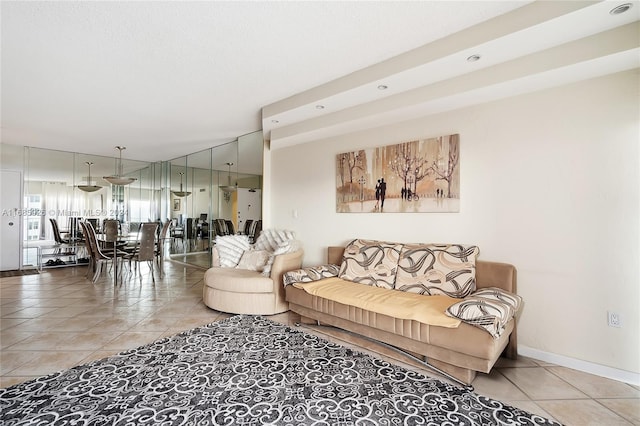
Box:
left=171, top=172, right=191, bottom=198
left=77, top=161, right=102, bottom=192
left=220, top=162, right=237, bottom=193
left=610, top=3, right=632, bottom=14
left=103, top=146, right=137, bottom=186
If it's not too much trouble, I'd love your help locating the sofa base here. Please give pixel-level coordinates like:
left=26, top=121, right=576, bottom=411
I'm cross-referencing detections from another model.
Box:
left=288, top=296, right=511, bottom=386
left=203, top=285, right=289, bottom=316
left=297, top=313, right=476, bottom=389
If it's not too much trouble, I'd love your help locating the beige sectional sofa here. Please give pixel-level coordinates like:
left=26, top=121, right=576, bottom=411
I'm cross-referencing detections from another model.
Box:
left=284, top=240, right=521, bottom=387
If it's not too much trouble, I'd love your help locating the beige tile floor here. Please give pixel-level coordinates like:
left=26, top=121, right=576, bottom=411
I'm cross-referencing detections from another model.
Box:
left=1, top=263, right=639, bottom=425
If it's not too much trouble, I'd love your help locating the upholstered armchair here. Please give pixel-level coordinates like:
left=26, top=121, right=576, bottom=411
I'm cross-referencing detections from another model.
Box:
left=203, top=230, right=304, bottom=315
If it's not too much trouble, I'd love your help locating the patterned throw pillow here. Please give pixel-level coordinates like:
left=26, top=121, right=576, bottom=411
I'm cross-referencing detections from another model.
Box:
left=395, top=244, right=479, bottom=298
left=236, top=249, right=271, bottom=272
left=283, top=264, right=340, bottom=286
left=446, top=287, right=523, bottom=338
left=215, top=235, right=251, bottom=268
left=338, top=239, right=403, bottom=289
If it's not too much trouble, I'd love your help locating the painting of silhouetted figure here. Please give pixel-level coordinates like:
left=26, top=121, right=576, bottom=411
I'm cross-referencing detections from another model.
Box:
left=336, top=134, right=460, bottom=213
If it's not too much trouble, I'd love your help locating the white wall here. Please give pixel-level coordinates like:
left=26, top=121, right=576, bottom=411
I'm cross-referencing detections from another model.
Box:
left=269, top=70, right=639, bottom=379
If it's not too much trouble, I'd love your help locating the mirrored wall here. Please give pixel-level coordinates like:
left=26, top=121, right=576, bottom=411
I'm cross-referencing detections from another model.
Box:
left=15, top=146, right=158, bottom=269
left=167, top=131, right=263, bottom=268
left=1, top=130, right=263, bottom=271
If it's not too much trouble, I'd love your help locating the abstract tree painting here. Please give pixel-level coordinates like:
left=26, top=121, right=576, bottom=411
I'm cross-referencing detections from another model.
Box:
left=336, top=134, right=460, bottom=213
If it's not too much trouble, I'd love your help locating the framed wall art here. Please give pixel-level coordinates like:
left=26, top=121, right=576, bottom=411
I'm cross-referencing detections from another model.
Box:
left=336, top=133, right=460, bottom=213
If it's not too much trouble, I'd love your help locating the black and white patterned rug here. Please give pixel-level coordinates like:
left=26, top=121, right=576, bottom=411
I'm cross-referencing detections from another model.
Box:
left=0, top=315, right=560, bottom=425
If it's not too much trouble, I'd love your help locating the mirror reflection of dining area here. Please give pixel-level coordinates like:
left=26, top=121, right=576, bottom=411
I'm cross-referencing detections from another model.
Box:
left=2, top=130, right=263, bottom=279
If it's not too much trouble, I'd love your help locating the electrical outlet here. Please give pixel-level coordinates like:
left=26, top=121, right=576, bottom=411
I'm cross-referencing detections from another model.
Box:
left=607, top=311, right=622, bottom=328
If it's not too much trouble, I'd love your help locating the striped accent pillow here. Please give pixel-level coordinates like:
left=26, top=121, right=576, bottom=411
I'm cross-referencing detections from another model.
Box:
left=215, top=235, right=251, bottom=267
left=446, top=287, right=522, bottom=338
left=262, top=239, right=302, bottom=277
left=253, top=229, right=296, bottom=252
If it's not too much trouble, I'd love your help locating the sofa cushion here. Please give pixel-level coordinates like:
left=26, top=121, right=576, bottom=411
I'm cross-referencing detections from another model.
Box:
left=338, top=239, right=403, bottom=289
left=215, top=234, right=251, bottom=267
left=395, top=244, right=479, bottom=298
left=294, top=277, right=461, bottom=328
left=445, top=287, right=522, bottom=338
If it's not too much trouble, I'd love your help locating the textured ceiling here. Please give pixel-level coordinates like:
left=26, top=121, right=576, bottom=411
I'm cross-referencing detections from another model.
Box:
left=1, top=0, right=530, bottom=162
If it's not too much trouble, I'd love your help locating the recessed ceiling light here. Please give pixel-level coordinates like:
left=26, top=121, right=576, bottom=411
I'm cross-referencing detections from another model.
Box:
left=466, top=54, right=481, bottom=62
left=315, top=105, right=325, bottom=110
left=610, top=3, right=632, bottom=15
left=377, top=85, right=388, bottom=90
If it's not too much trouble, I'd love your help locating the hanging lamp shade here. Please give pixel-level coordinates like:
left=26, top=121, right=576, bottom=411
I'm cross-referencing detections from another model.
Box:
left=220, top=162, right=237, bottom=193
left=103, top=146, right=137, bottom=186
left=77, top=161, right=102, bottom=192
left=171, top=172, right=191, bottom=197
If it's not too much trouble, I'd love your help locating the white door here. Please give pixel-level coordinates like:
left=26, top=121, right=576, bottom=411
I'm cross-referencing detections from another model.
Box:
left=0, top=170, right=22, bottom=271
left=236, top=188, right=262, bottom=233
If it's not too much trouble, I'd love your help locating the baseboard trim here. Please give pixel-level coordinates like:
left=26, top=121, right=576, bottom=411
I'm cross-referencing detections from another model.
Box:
left=519, top=345, right=640, bottom=386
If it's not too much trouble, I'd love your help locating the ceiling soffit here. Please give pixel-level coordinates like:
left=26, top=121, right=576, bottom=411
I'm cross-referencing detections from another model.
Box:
left=263, top=1, right=640, bottom=149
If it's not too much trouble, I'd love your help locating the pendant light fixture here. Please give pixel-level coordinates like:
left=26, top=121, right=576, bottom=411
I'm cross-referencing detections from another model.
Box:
left=171, top=172, right=191, bottom=198
left=220, top=162, right=237, bottom=193
left=103, top=146, right=137, bottom=186
left=77, top=161, right=102, bottom=192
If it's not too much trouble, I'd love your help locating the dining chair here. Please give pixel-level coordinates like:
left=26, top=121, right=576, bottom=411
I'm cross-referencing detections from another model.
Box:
left=242, top=219, right=254, bottom=236
left=67, top=216, right=83, bottom=241
left=78, top=221, right=95, bottom=280
left=212, top=219, right=227, bottom=237
left=49, top=218, right=81, bottom=246
left=86, top=218, right=100, bottom=234
left=196, top=218, right=210, bottom=250
left=155, top=220, right=171, bottom=277
left=102, top=219, right=130, bottom=284
left=124, top=222, right=159, bottom=282
left=225, top=220, right=235, bottom=235
left=102, top=219, right=120, bottom=250
left=185, top=218, right=195, bottom=250
left=170, top=218, right=184, bottom=250
left=249, top=219, right=262, bottom=244
left=81, top=220, right=125, bottom=283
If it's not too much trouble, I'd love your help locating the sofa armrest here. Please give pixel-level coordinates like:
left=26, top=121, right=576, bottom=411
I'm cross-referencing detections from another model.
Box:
left=328, top=246, right=345, bottom=265
left=270, top=249, right=304, bottom=305
left=270, top=250, right=304, bottom=282
left=476, top=261, right=517, bottom=294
